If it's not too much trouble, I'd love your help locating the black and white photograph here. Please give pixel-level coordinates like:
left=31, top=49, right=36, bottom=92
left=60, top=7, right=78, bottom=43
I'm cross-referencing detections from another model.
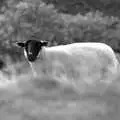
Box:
left=0, top=0, right=120, bottom=120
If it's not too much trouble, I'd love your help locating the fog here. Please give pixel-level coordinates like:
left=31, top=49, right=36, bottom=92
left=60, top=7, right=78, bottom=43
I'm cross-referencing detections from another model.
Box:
left=0, top=57, right=120, bottom=120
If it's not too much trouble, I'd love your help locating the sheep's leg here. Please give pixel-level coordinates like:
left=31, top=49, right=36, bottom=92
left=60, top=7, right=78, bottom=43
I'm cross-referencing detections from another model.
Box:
left=29, top=62, right=37, bottom=78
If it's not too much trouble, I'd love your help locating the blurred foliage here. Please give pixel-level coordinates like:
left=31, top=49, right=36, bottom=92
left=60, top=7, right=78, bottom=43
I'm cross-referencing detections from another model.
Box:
left=0, top=0, right=120, bottom=63
left=42, top=0, right=120, bottom=17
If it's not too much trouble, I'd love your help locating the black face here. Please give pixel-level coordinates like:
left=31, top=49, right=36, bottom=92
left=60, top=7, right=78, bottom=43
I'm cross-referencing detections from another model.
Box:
left=16, top=40, right=48, bottom=62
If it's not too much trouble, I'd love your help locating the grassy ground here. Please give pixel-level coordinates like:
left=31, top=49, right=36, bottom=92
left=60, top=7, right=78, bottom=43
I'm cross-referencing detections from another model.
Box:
left=0, top=55, right=120, bottom=120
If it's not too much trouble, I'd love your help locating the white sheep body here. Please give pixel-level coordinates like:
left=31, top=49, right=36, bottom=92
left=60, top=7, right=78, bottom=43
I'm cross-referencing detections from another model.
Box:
left=30, top=42, right=119, bottom=85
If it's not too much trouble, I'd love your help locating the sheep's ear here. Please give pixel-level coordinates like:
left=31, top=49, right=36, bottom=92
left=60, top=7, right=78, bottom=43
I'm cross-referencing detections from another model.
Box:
left=16, top=42, right=25, bottom=48
left=40, top=40, right=48, bottom=46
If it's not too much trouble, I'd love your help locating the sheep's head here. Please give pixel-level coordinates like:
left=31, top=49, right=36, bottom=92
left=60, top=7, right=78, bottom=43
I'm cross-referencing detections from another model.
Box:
left=16, top=40, right=48, bottom=62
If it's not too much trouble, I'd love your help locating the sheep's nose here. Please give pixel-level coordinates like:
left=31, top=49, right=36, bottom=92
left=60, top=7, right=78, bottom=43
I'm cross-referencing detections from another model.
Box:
left=28, top=55, right=36, bottom=62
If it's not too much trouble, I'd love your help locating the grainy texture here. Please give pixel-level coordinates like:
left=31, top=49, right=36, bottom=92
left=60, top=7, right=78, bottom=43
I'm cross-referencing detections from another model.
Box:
left=0, top=73, right=120, bottom=120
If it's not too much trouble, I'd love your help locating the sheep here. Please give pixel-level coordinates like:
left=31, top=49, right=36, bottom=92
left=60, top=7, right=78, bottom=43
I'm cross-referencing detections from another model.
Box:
left=16, top=40, right=119, bottom=85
